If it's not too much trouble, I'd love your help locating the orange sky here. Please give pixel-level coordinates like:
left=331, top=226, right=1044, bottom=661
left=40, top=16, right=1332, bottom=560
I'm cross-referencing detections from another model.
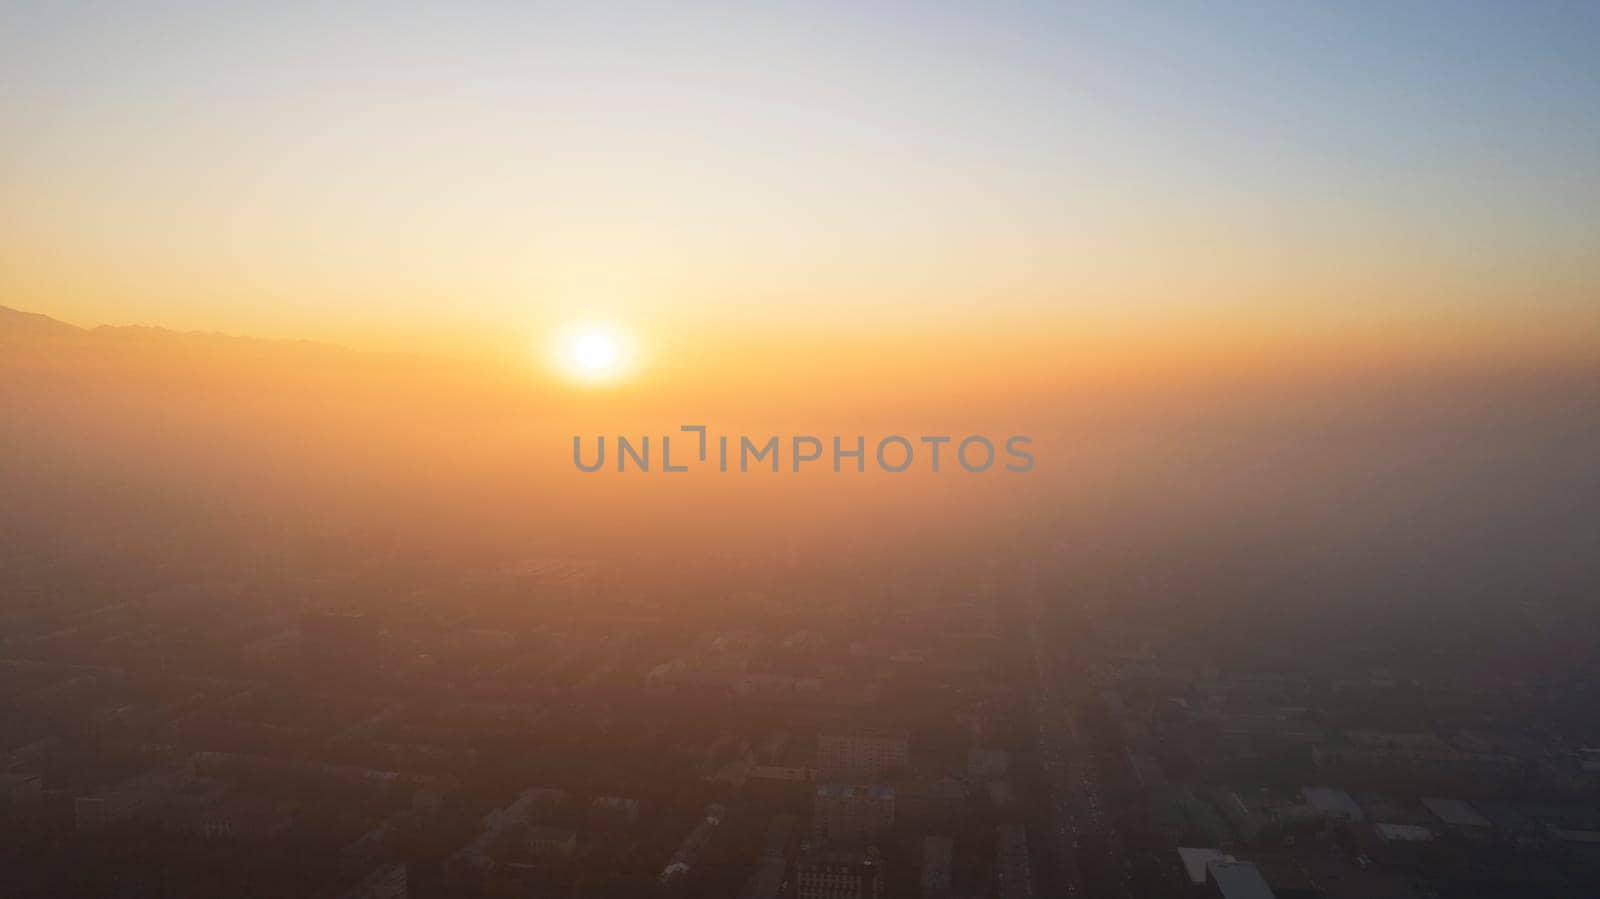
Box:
left=2, top=3, right=1598, bottom=388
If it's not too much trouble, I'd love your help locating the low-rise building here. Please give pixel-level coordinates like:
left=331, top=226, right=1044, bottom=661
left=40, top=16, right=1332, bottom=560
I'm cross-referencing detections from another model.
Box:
left=796, top=845, right=883, bottom=899
left=814, top=784, right=895, bottom=843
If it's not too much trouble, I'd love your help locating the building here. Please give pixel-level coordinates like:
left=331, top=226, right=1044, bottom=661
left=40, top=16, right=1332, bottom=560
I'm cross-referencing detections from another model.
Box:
left=1421, top=797, right=1491, bottom=828
left=177, top=794, right=293, bottom=840
left=814, top=784, right=895, bottom=843
left=1374, top=822, right=1432, bottom=842
left=590, top=795, right=640, bottom=826
left=740, top=858, right=787, bottom=899
left=1176, top=848, right=1236, bottom=887
left=920, top=836, right=953, bottom=897
left=73, top=796, right=111, bottom=832
left=762, top=813, right=798, bottom=860
left=73, top=768, right=193, bottom=832
left=341, top=863, right=407, bottom=899
left=1205, top=860, right=1276, bottom=899
left=818, top=732, right=908, bottom=779
left=796, top=845, right=883, bottom=899
left=996, top=823, right=1032, bottom=899
left=967, top=748, right=1009, bottom=780
left=528, top=825, right=578, bottom=858
left=0, top=772, right=43, bottom=808
left=895, top=778, right=965, bottom=829
left=1300, top=786, right=1364, bottom=822
left=449, top=786, right=574, bottom=882
left=659, top=803, right=728, bottom=884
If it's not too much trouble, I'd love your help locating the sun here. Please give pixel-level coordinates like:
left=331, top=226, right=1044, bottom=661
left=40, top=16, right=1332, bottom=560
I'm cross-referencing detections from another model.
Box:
left=553, top=323, right=634, bottom=384
left=574, top=331, right=619, bottom=372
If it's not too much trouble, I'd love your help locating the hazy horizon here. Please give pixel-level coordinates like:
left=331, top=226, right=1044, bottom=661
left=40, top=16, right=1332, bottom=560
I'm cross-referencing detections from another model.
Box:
left=6, top=300, right=1597, bottom=619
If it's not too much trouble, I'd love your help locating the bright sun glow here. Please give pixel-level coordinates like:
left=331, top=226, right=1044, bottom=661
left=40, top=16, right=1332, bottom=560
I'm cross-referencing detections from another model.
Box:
left=574, top=331, right=619, bottom=371
left=553, top=323, right=633, bottom=384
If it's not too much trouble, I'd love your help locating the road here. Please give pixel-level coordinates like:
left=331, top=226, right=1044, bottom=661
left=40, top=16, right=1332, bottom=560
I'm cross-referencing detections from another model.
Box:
left=1022, top=588, right=1133, bottom=898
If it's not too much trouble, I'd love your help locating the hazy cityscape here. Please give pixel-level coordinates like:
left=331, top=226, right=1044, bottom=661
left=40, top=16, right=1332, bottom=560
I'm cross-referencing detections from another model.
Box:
left=5, top=2, right=1600, bottom=897
left=2, top=477, right=1599, bottom=897
left=4, top=303, right=1600, bottom=897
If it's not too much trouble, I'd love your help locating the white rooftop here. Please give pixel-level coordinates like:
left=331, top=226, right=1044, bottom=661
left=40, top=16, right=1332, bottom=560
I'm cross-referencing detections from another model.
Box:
left=1176, top=847, right=1234, bottom=885
left=1375, top=822, right=1433, bottom=842
left=1207, top=860, right=1277, bottom=899
left=1302, top=786, right=1365, bottom=822
left=1422, top=797, right=1490, bottom=827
